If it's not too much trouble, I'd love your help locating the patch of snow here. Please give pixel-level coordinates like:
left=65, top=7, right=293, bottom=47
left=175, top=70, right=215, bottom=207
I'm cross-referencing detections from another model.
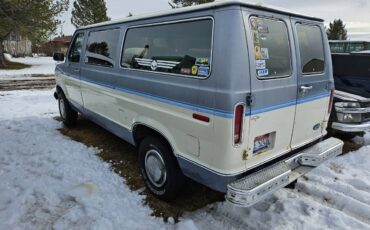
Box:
left=0, top=57, right=57, bottom=78
left=179, top=133, right=370, bottom=230
left=1, top=89, right=370, bottom=230
left=353, top=131, right=370, bottom=146
left=0, top=90, right=167, bottom=229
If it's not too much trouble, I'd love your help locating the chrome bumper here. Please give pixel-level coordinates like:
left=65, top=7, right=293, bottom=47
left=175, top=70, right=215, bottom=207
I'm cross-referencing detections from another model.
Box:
left=226, top=137, right=343, bottom=207
left=331, top=121, right=370, bottom=132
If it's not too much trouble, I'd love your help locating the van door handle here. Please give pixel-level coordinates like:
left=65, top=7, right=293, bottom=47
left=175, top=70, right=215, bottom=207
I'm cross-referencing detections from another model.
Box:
left=300, top=85, right=313, bottom=93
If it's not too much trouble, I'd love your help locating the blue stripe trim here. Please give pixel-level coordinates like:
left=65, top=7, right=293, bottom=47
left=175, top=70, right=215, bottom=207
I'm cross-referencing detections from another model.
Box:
left=78, top=77, right=328, bottom=119
left=249, top=93, right=330, bottom=115
left=81, top=77, right=234, bottom=118
left=297, top=93, right=329, bottom=104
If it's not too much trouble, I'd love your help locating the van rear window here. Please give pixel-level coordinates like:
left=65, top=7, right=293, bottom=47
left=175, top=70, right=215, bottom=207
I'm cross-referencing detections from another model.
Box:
left=296, top=24, right=325, bottom=74
left=249, top=17, right=292, bottom=79
left=121, top=19, right=213, bottom=78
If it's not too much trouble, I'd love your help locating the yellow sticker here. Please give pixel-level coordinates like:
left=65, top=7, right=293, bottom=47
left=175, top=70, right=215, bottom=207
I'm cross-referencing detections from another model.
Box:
left=254, top=45, right=262, bottom=60
left=192, top=65, right=198, bottom=75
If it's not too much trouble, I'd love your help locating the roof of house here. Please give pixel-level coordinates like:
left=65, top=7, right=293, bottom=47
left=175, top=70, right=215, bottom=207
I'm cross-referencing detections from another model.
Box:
left=79, top=0, right=323, bottom=30
left=52, top=36, right=73, bottom=44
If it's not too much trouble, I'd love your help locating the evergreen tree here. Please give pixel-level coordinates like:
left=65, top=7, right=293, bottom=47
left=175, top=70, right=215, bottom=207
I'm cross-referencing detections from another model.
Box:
left=71, top=0, right=110, bottom=28
left=0, top=0, right=68, bottom=68
left=327, top=19, right=348, bottom=40
left=171, top=0, right=214, bottom=7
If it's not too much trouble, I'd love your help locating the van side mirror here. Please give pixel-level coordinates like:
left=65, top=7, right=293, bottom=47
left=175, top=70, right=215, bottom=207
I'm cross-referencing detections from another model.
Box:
left=53, top=53, right=65, bottom=62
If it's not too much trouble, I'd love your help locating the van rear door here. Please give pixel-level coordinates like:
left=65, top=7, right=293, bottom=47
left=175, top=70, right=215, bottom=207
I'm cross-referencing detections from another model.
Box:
left=243, top=12, right=298, bottom=168
left=290, top=20, right=332, bottom=149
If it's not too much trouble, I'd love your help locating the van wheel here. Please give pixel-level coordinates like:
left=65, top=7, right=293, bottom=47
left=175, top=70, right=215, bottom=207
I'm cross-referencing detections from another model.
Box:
left=138, top=136, right=185, bottom=200
left=58, top=91, right=78, bottom=126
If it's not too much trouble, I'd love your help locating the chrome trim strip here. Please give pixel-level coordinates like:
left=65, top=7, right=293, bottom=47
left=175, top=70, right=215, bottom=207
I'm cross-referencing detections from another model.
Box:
left=332, top=121, right=370, bottom=132
left=335, top=107, right=370, bottom=114
left=334, top=90, right=370, bottom=102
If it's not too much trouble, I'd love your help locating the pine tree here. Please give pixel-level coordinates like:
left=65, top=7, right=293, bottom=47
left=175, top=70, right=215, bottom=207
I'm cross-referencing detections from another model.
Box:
left=327, top=19, right=348, bottom=40
left=71, top=0, right=110, bottom=28
left=171, top=0, right=214, bottom=7
left=0, top=0, right=68, bottom=68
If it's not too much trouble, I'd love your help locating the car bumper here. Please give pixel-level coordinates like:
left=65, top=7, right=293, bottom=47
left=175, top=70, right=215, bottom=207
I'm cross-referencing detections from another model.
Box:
left=331, top=121, right=370, bottom=132
left=226, top=137, right=343, bottom=207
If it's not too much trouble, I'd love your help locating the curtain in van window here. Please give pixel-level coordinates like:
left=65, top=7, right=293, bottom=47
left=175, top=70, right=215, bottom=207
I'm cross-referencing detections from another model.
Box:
left=121, top=19, right=213, bottom=78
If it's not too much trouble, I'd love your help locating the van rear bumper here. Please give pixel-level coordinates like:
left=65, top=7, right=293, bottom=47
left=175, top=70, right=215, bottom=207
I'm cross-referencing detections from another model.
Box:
left=331, top=121, right=370, bottom=132
left=226, top=137, right=343, bottom=207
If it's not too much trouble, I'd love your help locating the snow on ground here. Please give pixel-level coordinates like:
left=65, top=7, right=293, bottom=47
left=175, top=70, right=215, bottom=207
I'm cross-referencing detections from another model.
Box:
left=179, top=136, right=370, bottom=230
left=0, top=90, right=167, bottom=229
left=0, top=89, right=370, bottom=230
left=0, top=56, right=56, bottom=78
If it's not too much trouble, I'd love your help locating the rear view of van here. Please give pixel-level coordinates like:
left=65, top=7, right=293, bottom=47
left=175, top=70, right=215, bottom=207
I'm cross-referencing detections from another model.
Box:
left=53, top=0, right=343, bottom=207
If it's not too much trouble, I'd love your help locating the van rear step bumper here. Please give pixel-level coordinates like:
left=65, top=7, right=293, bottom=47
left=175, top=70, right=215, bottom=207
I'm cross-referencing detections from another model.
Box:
left=226, top=137, right=344, bottom=207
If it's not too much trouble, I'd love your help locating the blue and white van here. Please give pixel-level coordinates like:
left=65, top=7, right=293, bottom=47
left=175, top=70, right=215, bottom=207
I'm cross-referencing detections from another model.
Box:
left=53, top=1, right=344, bottom=206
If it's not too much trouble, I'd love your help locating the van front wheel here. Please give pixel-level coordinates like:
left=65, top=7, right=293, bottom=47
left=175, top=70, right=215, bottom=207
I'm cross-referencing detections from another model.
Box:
left=58, top=92, right=78, bottom=126
left=138, top=136, right=184, bottom=200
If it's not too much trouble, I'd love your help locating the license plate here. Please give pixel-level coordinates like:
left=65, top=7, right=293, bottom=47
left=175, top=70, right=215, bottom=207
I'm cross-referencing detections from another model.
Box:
left=253, top=134, right=271, bottom=154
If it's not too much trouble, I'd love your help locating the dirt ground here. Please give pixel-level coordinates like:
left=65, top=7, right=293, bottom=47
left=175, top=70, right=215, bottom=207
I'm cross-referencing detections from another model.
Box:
left=57, top=116, right=362, bottom=222
left=57, top=116, right=224, bottom=222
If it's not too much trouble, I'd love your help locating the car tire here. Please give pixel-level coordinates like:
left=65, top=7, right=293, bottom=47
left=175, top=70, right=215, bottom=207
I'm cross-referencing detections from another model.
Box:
left=58, top=91, right=78, bottom=126
left=138, top=136, right=185, bottom=200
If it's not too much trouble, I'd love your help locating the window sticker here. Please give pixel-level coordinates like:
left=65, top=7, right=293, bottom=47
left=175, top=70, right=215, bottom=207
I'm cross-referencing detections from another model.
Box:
left=191, top=65, right=198, bottom=75
left=198, top=66, right=209, bottom=76
left=251, top=18, right=258, bottom=30
left=257, top=69, right=269, bottom=77
left=254, top=45, right=262, bottom=60
left=195, top=57, right=209, bottom=66
left=261, top=48, right=269, bottom=60
left=255, top=60, right=266, bottom=70
left=253, top=31, right=260, bottom=44
left=180, top=68, right=191, bottom=75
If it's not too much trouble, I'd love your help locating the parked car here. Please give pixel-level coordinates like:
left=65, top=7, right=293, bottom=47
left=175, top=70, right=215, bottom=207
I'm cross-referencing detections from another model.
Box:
left=53, top=0, right=343, bottom=206
left=329, top=52, right=370, bottom=138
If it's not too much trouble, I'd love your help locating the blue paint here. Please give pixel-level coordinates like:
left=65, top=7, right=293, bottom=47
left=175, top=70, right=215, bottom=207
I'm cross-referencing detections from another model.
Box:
left=76, top=76, right=329, bottom=119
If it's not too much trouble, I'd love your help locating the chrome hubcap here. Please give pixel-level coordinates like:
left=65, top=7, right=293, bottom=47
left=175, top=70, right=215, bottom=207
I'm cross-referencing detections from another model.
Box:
left=144, top=149, right=166, bottom=187
left=59, top=99, right=66, bottom=119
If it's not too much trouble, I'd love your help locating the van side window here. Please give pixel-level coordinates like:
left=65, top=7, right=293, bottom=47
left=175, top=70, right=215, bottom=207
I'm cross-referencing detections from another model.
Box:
left=296, top=24, right=325, bottom=74
left=249, top=17, right=291, bottom=79
left=68, top=33, right=84, bottom=63
left=121, top=19, right=213, bottom=78
left=85, top=29, right=120, bottom=67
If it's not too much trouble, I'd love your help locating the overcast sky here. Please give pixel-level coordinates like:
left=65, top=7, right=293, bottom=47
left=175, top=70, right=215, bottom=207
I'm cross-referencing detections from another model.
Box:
left=59, top=0, right=370, bottom=40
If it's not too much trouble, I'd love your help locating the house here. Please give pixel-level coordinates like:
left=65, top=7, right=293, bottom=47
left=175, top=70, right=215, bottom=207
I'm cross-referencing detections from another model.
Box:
left=2, top=32, right=32, bottom=57
left=38, top=36, right=72, bottom=56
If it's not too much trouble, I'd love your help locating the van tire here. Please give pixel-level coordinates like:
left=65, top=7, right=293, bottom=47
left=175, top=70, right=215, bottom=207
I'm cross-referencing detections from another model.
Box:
left=58, top=91, right=78, bottom=126
left=138, top=136, right=185, bottom=200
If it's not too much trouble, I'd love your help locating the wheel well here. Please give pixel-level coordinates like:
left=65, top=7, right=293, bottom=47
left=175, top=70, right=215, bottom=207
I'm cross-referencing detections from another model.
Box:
left=133, top=124, right=173, bottom=151
left=54, top=85, right=63, bottom=99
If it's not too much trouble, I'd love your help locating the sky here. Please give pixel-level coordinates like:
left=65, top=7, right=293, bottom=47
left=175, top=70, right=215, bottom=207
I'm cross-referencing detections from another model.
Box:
left=59, top=0, right=370, bottom=40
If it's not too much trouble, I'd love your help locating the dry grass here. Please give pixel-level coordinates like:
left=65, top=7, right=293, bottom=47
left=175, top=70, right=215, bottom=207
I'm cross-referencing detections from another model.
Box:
left=0, top=60, right=31, bottom=70
left=56, top=116, right=224, bottom=222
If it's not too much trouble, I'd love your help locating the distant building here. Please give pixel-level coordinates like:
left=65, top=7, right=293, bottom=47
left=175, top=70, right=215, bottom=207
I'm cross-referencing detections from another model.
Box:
left=329, top=40, right=370, bottom=53
left=2, top=32, right=32, bottom=57
left=37, top=35, right=72, bottom=56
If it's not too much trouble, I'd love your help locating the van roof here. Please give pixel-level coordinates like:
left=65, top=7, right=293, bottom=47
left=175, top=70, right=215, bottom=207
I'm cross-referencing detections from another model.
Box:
left=79, top=0, right=323, bottom=30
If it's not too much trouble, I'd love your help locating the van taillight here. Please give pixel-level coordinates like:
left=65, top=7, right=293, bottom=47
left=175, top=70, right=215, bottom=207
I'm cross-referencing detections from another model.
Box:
left=234, top=104, right=245, bottom=145
left=328, top=89, right=334, bottom=114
